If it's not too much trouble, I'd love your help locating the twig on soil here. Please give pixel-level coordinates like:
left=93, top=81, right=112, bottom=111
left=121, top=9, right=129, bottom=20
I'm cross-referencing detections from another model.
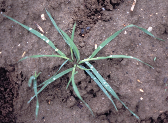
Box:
left=34, top=21, right=44, bottom=33
left=130, top=0, right=136, bottom=12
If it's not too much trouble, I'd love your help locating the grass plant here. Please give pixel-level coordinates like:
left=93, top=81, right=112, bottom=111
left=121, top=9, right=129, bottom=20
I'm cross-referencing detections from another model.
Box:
left=3, top=9, right=163, bottom=120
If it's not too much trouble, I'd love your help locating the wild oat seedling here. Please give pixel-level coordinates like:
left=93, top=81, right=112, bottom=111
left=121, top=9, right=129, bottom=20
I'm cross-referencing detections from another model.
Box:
left=3, top=9, right=163, bottom=119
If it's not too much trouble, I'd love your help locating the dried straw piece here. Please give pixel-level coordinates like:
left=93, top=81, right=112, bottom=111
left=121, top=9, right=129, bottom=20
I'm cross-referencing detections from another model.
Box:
left=130, top=0, right=136, bottom=12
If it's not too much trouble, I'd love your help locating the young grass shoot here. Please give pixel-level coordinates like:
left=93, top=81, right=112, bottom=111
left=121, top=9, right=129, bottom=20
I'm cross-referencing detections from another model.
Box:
left=2, top=9, right=163, bottom=120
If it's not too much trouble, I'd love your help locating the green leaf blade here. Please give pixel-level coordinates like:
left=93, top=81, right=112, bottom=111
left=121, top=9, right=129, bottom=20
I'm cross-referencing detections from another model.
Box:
left=28, top=76, right=35, bottom=87
left=71, top=23, right=76, bottom=42
left=85, top=61, right=139, bottom=119
left=71, top=66, right=94, bottom=115
left=45, top=9, right=71, bottom=47
left=28, top=73, right=40, bottom=119
left=45, top=10, right=80, bottom=61
left=89, top=24, right=163, bottom=59
left=77, top=65, right=91, bottom=70
left=79, top=65, right=118, bottom=111
left=60, top=30, right=80, bottom=62
left=28, top=67, right=73, bottom=103
left=70, top=23, right=76, bottom=60
left=79, top=55, right=153, bottom=69
left=18, top=55, right=71, bottom=62
left=133, top=25, right=164, bottom=41
left=3, top=14, right=66, bottom=57
left=33, top=79, right=39, bottom=119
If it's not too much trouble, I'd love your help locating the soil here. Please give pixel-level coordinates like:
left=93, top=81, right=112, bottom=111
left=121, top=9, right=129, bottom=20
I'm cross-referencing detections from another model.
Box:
left=0, top=0, right=168, bottom=123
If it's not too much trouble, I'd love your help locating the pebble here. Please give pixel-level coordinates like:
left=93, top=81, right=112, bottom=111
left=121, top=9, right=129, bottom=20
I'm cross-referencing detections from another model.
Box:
left=86, top=27, right=90, bottom=30
left=102, top=7, right=105, bottom=11
left=67, top=96, right=76, bottom=107
left=81, top=28, right=85, bottom=34
left=79, top=42, right=85, bottom=47
left=147, top=27, right=152, bottom=32
left=163, top=77, right=168, bottom=84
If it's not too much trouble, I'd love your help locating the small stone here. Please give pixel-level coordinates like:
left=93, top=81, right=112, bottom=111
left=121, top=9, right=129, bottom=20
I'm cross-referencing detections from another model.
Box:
left=67, top=96, right=76, bottom=107
left=80, top=81, right=87, bottom=89
left=121, top=59, right=128, bottom=65
left=115, top=100, right=122, bottom=109
left=90, top=92, right=111, bottom=115
left=145, top=118, right=153, bottom=123
left=86, top=84, right=93, bottom=92
left=7, top=65, right=15, bottom=72
left=163, top=77, right=168, bottom=83
left=102, top=7, right=105, bottom=11
left=79, top=42, right=85, bottom=47
left=147, top=27, right=152, bottom=32
left=91, top=79, right=100, bottom=92
left=160, top=113, right=166, bottom=119
left=156, top=68, right=161, bottom=73
left=46, top=95, right=54, bottom=101
left=101, top=11, right=112, bottom=21
left=86, top=27, right=91, bottom=30
left=164, top=119, right=168, bottom=122
left=78, top=89, right=87, bottom=97
left=46, top=95, right=55, bottom=105
left=41, top=14, right=46, bottom=20
left=81, top=28, right=85, bottom=34
left=105, top=5, right=113, bottom=11
left=155, top=24, right=166, bottom=35
left=131, top=16, right=139, bottom=24
left=92, top=85, right=99, bottom=93
left=124, top=31, right=127, bottom=34
left=99, top=115, right=107, bottom=120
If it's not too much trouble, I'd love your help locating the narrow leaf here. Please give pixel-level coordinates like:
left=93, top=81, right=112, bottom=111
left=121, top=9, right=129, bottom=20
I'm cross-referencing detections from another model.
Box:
left=33, top=79, right=39, bottom=119
left=28, top=76, right=35, bottom=87
left=54, top=59, right=69, bottom=75
left=71, top=65, right=94, bottom=116
left=45, top=9, right=62, bottom=35
left=77, top=65, right=91, bottom=70
left=66, top=76, right=72, bottom=89
left=85, top=61, right=139, bottom=119
left=71, top=23, right=76, bottom=42
left=89, top=24, right=163, bottom=59
left=79, top=65, right=118, bottom=111
left=37, top=60, right=68, bottom=87
left=79, top=55, right=153, bottom=69
left=36, top=72, right=41, bottom=78
left=133, top=25, right=164, bottom=41
left=60, top=30, right=80, bottom=62
left=18, top=55, right=72, bottom=62
left=45, top=9, right=70, bottom=46
left=28, top=67, right=73, bottom=103
left=70, top=22, right=76, bottom=60
left=45, top=10, right=80, bottom=61
left=3, top=14, right=66, bottom=57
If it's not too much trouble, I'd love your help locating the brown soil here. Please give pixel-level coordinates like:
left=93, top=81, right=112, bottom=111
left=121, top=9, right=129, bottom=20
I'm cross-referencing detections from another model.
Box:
left=0, top=0, right=168, bottom=123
